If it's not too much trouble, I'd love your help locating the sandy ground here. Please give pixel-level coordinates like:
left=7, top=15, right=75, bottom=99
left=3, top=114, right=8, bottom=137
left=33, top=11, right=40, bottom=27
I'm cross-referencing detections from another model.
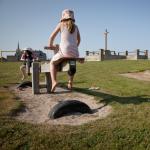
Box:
left=11, top=85, right=112, bottom=126
left=120, top=70, right=150, bottom=81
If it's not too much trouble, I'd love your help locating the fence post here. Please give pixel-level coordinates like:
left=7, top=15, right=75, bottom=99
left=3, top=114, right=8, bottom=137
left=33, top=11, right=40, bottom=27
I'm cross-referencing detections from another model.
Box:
left=100, top=49, right=105, bottom=61
left=137, top=49, right=140, bottom=56
left=32, top=62, right=40, bottom=94
left=125, top=50, right=128, bottom=56
left=45, top=72, right=51, bottom=93
left=145, top=50, right=148, bottom=57
left=85, top=51, right=89, bottom=56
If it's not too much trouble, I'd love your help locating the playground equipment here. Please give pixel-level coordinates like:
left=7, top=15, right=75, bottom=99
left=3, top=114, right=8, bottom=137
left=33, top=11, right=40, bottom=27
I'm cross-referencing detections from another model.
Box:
left=49, top=100, right=92, bottom=119
left=28, top=46, right=84, bottom=94
left=17, top=46, right=93, bottom=119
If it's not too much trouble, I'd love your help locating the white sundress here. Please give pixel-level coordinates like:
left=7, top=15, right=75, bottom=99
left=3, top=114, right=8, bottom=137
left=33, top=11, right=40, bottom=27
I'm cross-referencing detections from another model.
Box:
left=51, top=25, right=79, bottom=62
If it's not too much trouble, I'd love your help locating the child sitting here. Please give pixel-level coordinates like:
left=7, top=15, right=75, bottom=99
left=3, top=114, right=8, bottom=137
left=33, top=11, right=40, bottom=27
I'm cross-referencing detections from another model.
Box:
left=47, top=9, right=81, bottom=92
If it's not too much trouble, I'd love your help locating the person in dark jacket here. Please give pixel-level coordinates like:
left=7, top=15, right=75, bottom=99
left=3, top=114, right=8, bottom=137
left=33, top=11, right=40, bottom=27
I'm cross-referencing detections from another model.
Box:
left=20, top=47, right=37, bottom=80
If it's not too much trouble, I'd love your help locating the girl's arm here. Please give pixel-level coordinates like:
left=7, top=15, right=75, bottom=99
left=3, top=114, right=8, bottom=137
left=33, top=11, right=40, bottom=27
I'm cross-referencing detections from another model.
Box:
left=20, top=53, right=26, bottom=61
left=48, top=23, right=61, bottom=47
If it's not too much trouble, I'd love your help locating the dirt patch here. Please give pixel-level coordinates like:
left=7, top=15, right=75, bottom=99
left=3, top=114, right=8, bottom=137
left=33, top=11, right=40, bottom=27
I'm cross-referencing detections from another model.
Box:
left=11, top=85, right=112, bottom=126
left=120, top=70, right=150, bottom=81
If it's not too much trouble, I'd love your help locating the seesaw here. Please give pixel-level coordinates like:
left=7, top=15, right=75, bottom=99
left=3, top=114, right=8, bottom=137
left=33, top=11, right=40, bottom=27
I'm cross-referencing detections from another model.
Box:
left=18, top=46, right=84, bottom=94
left=17, top=46, right=93, bottom=119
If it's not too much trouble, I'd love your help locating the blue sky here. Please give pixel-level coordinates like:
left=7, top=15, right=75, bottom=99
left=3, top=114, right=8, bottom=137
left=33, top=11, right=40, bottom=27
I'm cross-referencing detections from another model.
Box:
left=0, top=0, right=150, bottom=57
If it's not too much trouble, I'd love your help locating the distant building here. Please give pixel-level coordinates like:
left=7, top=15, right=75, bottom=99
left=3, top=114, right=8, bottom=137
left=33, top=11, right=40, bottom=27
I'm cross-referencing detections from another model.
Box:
left=15, top=41, right=22, bottom=61
left=6, top=42, right=47, bottom=62
left=7, top=41, right=21, bottom=62
left=34, top=50, right=47, bottom=61
left=0, top=57, right=7, bottom=62
left=7, top=56, right=18, bottom=62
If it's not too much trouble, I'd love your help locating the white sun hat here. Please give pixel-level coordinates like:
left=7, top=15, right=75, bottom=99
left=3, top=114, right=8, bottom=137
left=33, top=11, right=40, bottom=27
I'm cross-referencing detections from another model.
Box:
left=22, top=47, right=33, bottom=51
left=60, top=9, right=75, bottom=22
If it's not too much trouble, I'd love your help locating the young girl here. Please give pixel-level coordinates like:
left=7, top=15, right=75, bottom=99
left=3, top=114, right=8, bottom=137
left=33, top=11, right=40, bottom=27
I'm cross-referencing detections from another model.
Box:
left=48, top=9, right=81, bottom=92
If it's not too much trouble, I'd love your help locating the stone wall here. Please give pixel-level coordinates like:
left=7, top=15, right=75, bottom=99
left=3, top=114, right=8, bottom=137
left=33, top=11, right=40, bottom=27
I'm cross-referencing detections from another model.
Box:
left=7, top=56, right=18, bottom=62
left=126, top=49, right=148, bottom=60
left=85, top=49, right=148, bottom=61
left=85, top=55, right=102, bottom=61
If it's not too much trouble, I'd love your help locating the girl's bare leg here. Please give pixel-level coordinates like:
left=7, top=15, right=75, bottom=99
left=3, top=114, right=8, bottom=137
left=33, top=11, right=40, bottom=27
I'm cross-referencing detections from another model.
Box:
left=68, top=75, right=74, bottom=90
left=20, top=65, right=26, bottom=80
left=50, top=61, right=57, bottom=92
left=50, top=59, right=62, bottom=92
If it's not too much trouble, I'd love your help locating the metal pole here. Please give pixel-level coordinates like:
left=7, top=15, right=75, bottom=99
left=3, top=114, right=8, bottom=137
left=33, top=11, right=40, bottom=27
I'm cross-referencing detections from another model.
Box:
left=104, top=29, right=109, bottom=51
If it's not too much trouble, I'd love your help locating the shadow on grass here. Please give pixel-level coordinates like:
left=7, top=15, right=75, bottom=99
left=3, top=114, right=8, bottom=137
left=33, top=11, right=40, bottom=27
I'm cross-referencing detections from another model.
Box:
left=73, top=87, right=150, bottom=106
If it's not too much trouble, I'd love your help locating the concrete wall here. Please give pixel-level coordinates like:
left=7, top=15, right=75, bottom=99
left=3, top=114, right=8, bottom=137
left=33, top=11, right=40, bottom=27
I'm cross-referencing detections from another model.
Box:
left=85, top=55, right=101, bottom=61
left=104, top=55, right=126, bottom=60
left=126, top=50, right=148, bottom=60
left=85, top=49, right=148, bottom=61
left=126, top=54, right=137, bottom=60
left=85, top=49, right=126, bottom=61
left=138, top=55, right=148, bottom=59
left=7, top=56, right=18, bottom=62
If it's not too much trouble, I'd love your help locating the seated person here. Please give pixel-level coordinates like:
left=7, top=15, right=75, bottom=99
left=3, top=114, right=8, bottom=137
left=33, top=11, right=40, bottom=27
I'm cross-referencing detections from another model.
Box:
left=47, top=9, right=81, bottom=92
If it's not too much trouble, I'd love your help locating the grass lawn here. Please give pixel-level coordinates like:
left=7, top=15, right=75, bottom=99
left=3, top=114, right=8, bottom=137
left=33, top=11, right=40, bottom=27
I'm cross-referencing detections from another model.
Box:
left=0, top=60, right=150, bottom=150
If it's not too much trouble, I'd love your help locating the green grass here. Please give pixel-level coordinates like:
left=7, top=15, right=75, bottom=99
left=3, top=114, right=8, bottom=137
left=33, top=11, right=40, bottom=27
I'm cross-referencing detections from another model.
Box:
left=1, top=60, right=150, bottom=150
